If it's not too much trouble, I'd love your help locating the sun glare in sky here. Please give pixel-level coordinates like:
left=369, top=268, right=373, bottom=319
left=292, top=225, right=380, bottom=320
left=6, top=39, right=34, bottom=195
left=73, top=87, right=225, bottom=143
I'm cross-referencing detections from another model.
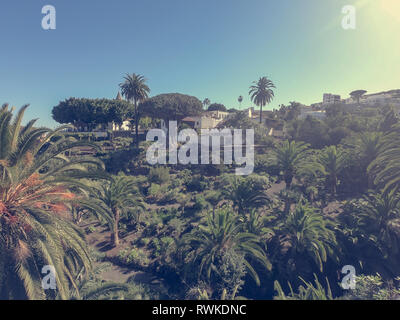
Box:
left=379, top=0, right=400, bottom=21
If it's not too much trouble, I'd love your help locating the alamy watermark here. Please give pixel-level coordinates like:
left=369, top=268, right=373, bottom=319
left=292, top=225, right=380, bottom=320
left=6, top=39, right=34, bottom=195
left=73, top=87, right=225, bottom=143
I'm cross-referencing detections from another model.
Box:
left=342, top=5, right=356, bottom=30
left=40, top=4, right=356, bottom=31
left=146, top=121, right=254, bottom=175
left=41, top=5, right=56, bottom=30
left=41, top=265, right=57, bottom=290
left=341, top=265, right=356, bottom=290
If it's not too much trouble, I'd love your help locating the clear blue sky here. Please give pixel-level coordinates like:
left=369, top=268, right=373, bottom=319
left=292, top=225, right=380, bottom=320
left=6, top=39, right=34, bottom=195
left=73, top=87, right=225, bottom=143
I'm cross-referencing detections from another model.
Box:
left=0, top=0, right=399, bottom=127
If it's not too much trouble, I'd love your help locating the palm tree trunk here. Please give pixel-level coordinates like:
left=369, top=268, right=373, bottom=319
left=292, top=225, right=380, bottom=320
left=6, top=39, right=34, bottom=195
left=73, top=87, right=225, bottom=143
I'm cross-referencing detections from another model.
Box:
left=284, top=199, right=291, bottom=215
left=260, top=104, right=263, bottom=124
left=111, top=207, right=120, bottom=247
left=135, top=100, right=139, bottom=148
left=332, top=175, right=337, bottom=195
left=284, top=174, right=292, bottom=189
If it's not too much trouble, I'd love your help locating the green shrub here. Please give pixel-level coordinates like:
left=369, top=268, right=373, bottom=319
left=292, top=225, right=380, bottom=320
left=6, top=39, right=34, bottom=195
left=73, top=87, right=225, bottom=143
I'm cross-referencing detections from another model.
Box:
left=140, top=237, right=151, bottom=246
left=254, top=154, right=280, bottom=176
left=192, top=194, right=209, bottom=212
left=117, top=248, right=150, bottom=268
left=149, top=167, right=170, bottom=184
left=147, top=183, right=172, bottom=203
left=343, top=274, right=400, bottom=300
left=186, top=175, right=207, bottom=192
left=142, top=212, right=164, bottom=236
left=168, top=218, right=186, bottom=237
left=161, top=189, right=179, bottom=204
left=204, top=190, right=222, bottom=208
left=148, top=183, right=161, bottom=196
left=177, top=169, right=192, bottom=184
left=170, top=178, right=184, bottom=189
left=160, top=237, right=176, bottom=258
left=160, top=236, right=174, bottom=248
left=151, top=239, right=162, bottom=256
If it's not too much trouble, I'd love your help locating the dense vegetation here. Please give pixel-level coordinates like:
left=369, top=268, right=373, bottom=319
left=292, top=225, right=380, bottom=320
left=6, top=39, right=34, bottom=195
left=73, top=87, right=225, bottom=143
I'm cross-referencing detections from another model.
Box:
left=2, top=76, right=400, bottom=300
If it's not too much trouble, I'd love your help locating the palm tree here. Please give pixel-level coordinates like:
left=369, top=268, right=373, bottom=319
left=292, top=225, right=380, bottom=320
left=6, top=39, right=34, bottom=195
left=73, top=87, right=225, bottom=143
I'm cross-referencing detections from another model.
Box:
left=0, top=104, right=104, bottom=299
left=249, top=77, right=275, bottom=124
left=348, top=132, right=382, bottom=188
left=317, top=146, right=347, bottom=195
left=238, top=96, right=243, bottom=109
left=273, top=140, right=310, bottom=189
left=278, top=189, right=303, bottom=215
left=204, top=190, right=222, bottom=214
left=181, top=208, right=271, bottom=286
left=203, top=98, right=211, bottom=110
left=358, top=191, right=400, bottom=256
left=223, top=176, right=271, bottom=215
left=88, top=175, right=144, bottom=247
left=368, top=124, right=400, bottom=193
left=276, top=204, right=337, bottom=272
left=69, top=263, right=130, bottom=300
left=119, top=73, right=150, bottom=148
left=274, top=274, right=333, bottom=300
left=243, top=208, right=274, bottom=239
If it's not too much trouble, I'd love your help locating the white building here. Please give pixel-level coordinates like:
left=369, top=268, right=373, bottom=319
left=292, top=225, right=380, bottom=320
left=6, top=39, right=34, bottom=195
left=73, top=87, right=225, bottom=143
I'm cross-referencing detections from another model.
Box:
left=311, top=93, right=341, bottom=109
left=323, top=93, right=341, bottom=105
left=341, top=89, right=400, bottom=107
left=362, top=90, right=400, bottom=106
left=299, top=106, right=326, bottom=119
left=189, top=110, right=230, bottom=130
left=161, top=110, right=230, bottom=131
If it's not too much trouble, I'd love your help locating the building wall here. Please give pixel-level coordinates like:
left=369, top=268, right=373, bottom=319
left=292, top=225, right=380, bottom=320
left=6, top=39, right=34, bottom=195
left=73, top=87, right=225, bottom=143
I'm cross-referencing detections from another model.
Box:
left=342, top=91, right=400, bottom=107
left=203, top=110, right=230, bottom=120
left=299, top=110, right=326, bottom=120
left=323, top=93, right=341, bottom=105
left=196, top=116, right=221, bottom=129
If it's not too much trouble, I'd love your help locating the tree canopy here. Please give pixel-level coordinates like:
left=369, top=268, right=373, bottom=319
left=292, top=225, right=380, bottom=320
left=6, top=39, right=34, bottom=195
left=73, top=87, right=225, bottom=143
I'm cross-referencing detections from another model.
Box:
left=208, top=103, right=227, bottom=112
left=350, top=90, right=367, bottom=104
left=139, top=93, right=203, bottom=121
left=52, top=98, right=134, bottom=128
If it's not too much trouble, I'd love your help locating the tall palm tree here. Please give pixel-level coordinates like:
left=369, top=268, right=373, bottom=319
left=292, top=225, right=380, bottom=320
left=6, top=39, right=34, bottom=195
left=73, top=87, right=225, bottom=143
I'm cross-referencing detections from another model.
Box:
left=249, top=77, right=275, bottom=124
left=273, top=140, right=310, bottom=189
left=276, top=204, right=337, bottom=272
left=119, top=73, right=150, bottom=148
left=203, top=98, right=211, bottom=110
left=317, top=146, right=347, bottom=195
left=0, top=104, right=104, bottom=299
left=181, top=208, right=271, bottom=286
left=238, top=96, right=243, bottom=109
left=88, top=175, right=144, bottom=247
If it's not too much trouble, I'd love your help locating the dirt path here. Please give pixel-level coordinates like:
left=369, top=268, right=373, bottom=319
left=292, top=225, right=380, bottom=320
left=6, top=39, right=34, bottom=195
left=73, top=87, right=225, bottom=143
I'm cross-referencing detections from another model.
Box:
left=86, top=223, right=160, bottom=286
left=93, top=260, right=157, bottom=285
